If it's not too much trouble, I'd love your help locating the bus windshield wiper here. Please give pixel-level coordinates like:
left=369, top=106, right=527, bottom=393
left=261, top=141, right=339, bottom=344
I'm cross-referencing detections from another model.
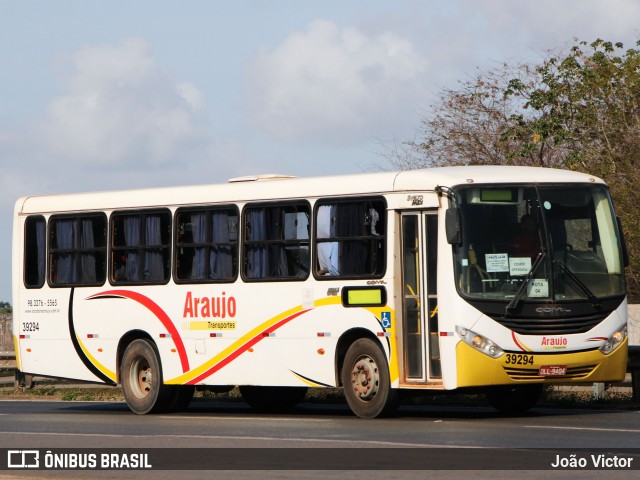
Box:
left=554, top=259, right=601, bottom=309
left=505, top=252, right=546, bottom=315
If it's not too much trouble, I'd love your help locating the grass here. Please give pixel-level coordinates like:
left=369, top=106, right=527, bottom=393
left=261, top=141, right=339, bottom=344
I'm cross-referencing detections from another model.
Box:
left=539, top=387, right=637, bottom=409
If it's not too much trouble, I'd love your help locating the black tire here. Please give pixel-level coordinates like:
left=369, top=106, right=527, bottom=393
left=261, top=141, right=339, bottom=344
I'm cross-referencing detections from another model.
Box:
left=239, top=386, right=308, bottom=411
left=120, top=339, right=173, bottom=414
left=485, top=384, right=542, bottom=414
left=341, top=337, right=399, bottom=419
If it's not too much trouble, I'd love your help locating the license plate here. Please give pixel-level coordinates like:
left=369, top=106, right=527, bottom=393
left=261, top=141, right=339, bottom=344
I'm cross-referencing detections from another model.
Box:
left=538, top=365, right=567, bottom=376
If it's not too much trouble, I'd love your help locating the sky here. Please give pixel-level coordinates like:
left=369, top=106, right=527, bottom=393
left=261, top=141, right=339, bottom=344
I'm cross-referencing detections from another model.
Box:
left=1, top=0, right=639, bottom=302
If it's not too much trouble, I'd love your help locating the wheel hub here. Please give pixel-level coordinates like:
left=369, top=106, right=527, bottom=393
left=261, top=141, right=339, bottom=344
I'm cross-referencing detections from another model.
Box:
left=351, top=356, right=379, bottom=401
left=131, top=358, right=152, bottom=398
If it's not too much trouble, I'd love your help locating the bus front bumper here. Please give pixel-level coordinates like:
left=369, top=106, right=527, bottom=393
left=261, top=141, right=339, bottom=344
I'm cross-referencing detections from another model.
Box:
left=455, top=338, right=628, bottom=388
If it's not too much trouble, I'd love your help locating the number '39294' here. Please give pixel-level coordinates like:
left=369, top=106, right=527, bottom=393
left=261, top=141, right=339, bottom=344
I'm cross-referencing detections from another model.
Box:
left=504, top=353, right=534, bottom=365
left=22, top=322, right=39, bottom=332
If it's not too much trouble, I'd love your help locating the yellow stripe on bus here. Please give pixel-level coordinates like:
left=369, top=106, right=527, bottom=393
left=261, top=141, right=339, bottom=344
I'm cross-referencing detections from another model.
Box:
left=76, top=337, right=117, bottom=383
left=313, top=296, right=341, bottom=307
left=166, top=304, right=307, bottom=385
left=291, top=371, right=326, bottom=387
left=13, top=335, right=21, bottom=371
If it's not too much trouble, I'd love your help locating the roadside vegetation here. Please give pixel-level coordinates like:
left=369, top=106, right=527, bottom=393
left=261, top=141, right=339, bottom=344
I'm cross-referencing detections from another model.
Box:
left=388, top=38, right=640, bottom=302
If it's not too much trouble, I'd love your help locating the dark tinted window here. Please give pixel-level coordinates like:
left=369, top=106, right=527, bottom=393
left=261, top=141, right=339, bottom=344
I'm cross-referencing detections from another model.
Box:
left=243, top=203, right=310, bottom=280
left=315, top=198, right=386, bottom=278
left=49, top=214, right=107, bottom=286
left=175, top=206, right=239, bottom=283
left=111, top=210, right=171, bottom=285
left=24, top=216, right=46, bottom=288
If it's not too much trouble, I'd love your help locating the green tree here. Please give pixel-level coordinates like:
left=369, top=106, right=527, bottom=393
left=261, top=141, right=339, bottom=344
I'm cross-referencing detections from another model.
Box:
left=0, top=302, right=11, bottom=314
left=394, top=39, right=640, bottom=300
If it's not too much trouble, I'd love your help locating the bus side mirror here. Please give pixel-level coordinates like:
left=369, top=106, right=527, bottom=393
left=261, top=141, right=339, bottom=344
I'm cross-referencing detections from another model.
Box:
left=445, top=208, right=462, bottom=245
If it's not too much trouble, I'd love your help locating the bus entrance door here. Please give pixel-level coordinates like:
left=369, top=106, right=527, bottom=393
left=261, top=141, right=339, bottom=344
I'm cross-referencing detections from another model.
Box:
left=400, top=211, right=442, bottom=384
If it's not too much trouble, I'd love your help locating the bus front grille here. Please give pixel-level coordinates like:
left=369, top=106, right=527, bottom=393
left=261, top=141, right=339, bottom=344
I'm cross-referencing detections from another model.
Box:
left=495, top=314, right=607, bottom=335
left=503, top=364, right=597, bottom=381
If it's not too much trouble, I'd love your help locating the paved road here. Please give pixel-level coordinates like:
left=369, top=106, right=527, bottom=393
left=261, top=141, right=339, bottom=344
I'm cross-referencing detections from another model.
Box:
left=0, top=399, right=639, bottom=479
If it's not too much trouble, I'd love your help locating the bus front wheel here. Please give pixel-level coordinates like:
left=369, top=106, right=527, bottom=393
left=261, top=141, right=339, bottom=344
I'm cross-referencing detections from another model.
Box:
left=121, top=339, right=173, bottom=414
left=341, top=338, right=399, bottom=418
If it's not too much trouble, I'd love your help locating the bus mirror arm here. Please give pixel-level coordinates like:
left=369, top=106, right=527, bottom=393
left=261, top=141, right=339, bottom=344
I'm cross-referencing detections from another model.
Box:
left=445, top=208, right=462, bottom=245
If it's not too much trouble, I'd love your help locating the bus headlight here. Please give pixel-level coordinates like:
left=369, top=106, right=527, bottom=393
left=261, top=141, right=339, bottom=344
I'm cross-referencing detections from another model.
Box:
left=599, top=326, right=627, bottom=355
left=455, top=326, right=505, bottom=359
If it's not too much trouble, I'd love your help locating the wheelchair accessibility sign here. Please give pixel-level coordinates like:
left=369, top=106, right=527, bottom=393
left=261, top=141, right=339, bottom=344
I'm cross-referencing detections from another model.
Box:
left=381, top=311, right=391, bottom=329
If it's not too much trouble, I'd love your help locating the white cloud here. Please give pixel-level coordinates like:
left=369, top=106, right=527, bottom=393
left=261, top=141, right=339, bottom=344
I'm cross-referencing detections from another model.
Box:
left=459, top=0, right=640, bottom=58
left=246, top=19, right=428, bottom=144
left=177, top=82, right=205, bottom=111
left=39, top=38, right=207, bottom=166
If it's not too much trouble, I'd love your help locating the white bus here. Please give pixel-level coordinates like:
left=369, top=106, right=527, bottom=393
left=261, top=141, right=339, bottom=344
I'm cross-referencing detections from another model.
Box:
left=12, top=166, right=629, bottom=418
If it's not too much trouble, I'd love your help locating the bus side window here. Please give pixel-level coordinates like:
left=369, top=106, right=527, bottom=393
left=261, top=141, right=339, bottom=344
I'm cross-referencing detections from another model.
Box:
left=243, top=202, right=310, bottom=281
left=110, top=210, right=171, bottom=285
left=315, top=198, right=386, bottom=279
left=317, top=205, right=339, bottom=275
left=174, top=206, right=239, bottom=283
left=24, top=215, right=46, bottom=288
left=49, top=214, right=107, bottom=287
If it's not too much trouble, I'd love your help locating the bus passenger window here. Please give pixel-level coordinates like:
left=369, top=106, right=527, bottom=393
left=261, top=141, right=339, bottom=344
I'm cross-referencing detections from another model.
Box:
left=243, top=203, right=310, bottom=281
left=49, top=214, right=107, bottom=287
left=110, top=210, right=171, bottom=285
left=24, top=216, right=46, bottom=288
left=175, top=206, right=239, bottom=283
left=315, top=198, right=386, bottom=279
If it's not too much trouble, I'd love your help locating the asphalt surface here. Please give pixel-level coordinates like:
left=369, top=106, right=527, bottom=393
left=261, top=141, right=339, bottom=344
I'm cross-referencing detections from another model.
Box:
left=0, top=398, right=639, bottom=479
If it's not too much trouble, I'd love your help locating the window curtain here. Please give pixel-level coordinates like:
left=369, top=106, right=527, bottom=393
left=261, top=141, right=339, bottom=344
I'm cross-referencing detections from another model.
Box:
left=190, top=212, right=207, bottom=279
left=337, top=203, right=367, bottom=274
left=270, top=209, right=288, bottom=277
left=144, top=215, right=164, bottom=281
left=210, top=211, right=234, bottom=279
left=246, top=209, right=267, bottom=278
left=79, top=218, right=96, bottom=283
left=35, top=220, right=46, bottom=285
left=317, top=205, right=339, bottom=275
left=124, top=216, right=140, bottom=281
left=55, top=220, right=76, bottom=283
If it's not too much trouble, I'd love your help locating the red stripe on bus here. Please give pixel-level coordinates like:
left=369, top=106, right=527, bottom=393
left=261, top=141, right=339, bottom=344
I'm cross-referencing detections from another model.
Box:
left=87, top=290, right=190, bottom=373
left=187, top=309, right=311, bottom=385
left=511, top=331, right=527, bottom=352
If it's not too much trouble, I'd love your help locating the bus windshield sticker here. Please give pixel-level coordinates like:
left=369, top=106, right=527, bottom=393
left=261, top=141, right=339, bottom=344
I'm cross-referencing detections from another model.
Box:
left=527, top=279, right=549, bottom=298
left=485, top=253, right=509, bottom=272
left=509, top=257, right=531, bottom=276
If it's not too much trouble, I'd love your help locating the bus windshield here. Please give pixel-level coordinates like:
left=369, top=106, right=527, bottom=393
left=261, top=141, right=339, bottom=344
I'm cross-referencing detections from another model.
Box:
left=451, top=184, right=626, bottom=304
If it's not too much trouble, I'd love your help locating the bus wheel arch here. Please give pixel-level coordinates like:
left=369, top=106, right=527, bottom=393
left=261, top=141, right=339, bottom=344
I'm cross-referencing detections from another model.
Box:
left=337, top=331, right=398, bottom=418
left=118, top=332, right=190, bottom=414
left=335, top=328, right=381, bottom=387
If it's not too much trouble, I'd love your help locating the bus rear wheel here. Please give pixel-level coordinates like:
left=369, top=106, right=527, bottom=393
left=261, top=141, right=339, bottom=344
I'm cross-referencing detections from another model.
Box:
left=341, top=338, right=399, bottom=419
left=485, top=384, right=542, bottom=414
left=121, top=339, right=173, bottom=414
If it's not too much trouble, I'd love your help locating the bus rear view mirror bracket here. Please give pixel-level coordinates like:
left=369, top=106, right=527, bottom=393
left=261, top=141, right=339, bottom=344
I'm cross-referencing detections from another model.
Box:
left=445, top=207, right=461, bottom=245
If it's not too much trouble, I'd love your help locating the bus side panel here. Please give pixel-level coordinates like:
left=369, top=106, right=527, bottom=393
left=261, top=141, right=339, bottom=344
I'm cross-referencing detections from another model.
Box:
left=15, top=287, right=112, bottom=383
left=64, top=283, right=394, bottom=389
